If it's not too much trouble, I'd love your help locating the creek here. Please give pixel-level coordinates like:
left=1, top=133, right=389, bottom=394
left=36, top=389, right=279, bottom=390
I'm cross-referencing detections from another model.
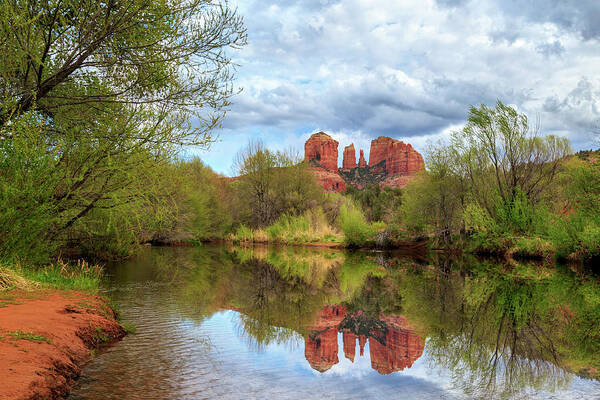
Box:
left=69, top=244, right=600, bottom=399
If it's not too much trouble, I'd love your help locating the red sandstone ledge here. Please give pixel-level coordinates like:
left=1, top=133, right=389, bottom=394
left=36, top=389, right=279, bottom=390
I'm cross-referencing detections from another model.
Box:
left=0, top=290, right=126, bottom=400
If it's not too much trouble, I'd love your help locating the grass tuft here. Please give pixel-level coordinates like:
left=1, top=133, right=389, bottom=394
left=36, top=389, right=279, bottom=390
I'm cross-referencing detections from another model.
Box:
left=122, top=321, right=137, bottom=334
left=19, top=259, right=103, bottom=291
left=8, top=330, right=52, bottom=344
left=229, top=208, right=342, bottom=245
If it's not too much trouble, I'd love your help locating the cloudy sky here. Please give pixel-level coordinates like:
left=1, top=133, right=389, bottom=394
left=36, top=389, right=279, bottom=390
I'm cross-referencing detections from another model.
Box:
left=193, top=0, right=600, bottom=175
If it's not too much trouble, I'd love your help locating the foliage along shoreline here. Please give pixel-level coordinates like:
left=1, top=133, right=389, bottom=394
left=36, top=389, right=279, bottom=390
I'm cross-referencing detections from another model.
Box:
left=0, top=0, right=598, bottom=289
left=111, top=103, right=598, bottom=267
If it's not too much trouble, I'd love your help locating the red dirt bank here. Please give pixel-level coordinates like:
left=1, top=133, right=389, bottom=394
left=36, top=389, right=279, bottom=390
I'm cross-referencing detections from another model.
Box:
left=0, top=290, right=126, bottom=400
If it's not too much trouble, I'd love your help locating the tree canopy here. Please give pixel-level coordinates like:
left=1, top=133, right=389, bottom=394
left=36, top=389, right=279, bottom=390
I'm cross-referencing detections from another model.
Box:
left=0, top=0, right=246, bottom=262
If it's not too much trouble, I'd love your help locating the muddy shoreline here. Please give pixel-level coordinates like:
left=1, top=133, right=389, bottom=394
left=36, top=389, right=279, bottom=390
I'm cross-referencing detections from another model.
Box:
left=0, top=290, right=126, bottom=400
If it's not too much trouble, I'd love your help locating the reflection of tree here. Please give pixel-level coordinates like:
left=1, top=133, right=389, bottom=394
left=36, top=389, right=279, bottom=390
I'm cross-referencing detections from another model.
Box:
left=131, top=244, right=600, bottom=395
left=338, top=311, right=388, bottom=343
left=160, top=245, right=408, bottom=351
left=400, top=256, right=600, bottom=397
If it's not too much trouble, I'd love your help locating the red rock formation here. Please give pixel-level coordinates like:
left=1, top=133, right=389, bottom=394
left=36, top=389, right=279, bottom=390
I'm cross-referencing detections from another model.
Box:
left=358, top=150, right=367, bottom=168
left=305, top=132, right=339, bottom=172
left=368, top=136, right=424, bottom=176
left=369, top=136, right=394, bottom=167
left=379, top=174, right=413, bottom=189
left=343, top=144, right=357, bottom=169
left=343, top=332, right=357, bottom=362
left=304, top=132, right=424, bottom=192
left=309, top=167, right=347, bottom=192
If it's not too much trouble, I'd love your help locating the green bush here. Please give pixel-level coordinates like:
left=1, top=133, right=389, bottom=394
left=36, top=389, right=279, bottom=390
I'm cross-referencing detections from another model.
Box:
left=339, top=202, right=382, bottom=247
left=510, top=237, right=555, bottom=260
left=233, top=225, right=254, bottom=242
left=266, top=209, right=340, bottom=244
left=580, top=224, right=600, bottom=255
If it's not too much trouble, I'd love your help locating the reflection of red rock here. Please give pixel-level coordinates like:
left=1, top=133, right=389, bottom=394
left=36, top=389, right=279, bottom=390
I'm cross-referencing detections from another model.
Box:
left=305, top=306, right=347, bottom=372
left=343, top=332, right=357, bottom=362
left=305, top=132, right=339, bottom=172
left=309, top=305, right=347, bottom=329
left=358, top=334, right=367, bottom=356
left=343, top=144, right=356, bottom=169
left=305, top=328, right=339, bottom=372
left=369, top=327, right=424, bottom=374
left=305, top=306, right=425, bottom=375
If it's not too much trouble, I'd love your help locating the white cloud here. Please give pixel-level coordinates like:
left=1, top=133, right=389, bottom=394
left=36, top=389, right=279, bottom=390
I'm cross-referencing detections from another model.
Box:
left=197, top=0, right=600, bottom=174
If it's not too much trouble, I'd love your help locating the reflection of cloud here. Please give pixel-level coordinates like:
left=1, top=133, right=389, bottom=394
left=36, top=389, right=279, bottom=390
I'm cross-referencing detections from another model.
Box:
left=195, top=311, right=600, bottom=399
left=319, top=333, right=373, bottom=379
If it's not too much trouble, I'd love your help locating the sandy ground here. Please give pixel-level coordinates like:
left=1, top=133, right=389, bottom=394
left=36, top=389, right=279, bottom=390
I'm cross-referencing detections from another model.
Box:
left=0, top=290, right=126, bottom=400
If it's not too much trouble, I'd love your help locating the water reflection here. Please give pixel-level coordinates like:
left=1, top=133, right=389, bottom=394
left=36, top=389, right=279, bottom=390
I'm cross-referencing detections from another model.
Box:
left=305, top=305, right=424, bottom=374
left=69, top=244, right=600, bottom=400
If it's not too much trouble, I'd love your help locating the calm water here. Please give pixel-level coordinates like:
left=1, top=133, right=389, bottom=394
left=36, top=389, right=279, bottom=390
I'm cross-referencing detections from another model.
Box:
left=69, top=244, right=600, bottom=400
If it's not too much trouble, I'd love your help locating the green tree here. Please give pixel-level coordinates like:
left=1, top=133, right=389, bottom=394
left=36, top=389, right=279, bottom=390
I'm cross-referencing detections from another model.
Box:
left=399, top=101, right=571, bottom=245
left=232, top=140, right=323, bottom=227
left=452, top=101, right=570, bottom=216
left=0, top=0, right=246, bottom=261
left=400, top=143, right=465, bottom=243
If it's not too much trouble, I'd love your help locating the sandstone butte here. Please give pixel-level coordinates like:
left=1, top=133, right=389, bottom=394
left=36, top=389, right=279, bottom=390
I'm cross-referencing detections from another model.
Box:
left=0, top=290, right=126, bottom=400
left=305, top=132, right=424, bottom=192
left=342, top=144, right=357, bottom=169
left=304, top=305, right=425, bottom=374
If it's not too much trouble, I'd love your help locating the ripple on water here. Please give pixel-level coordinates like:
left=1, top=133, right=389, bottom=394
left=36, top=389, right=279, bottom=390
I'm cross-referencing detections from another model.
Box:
left=69, top=246, right=600, bottom=400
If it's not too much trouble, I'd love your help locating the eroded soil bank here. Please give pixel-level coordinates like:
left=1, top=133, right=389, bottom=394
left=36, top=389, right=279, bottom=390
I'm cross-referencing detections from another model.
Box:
left=0, top=290, right=126, bottom=400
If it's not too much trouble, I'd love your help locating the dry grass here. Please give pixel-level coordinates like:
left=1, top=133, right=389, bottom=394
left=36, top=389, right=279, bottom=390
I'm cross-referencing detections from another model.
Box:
left=0, top=267, right=39, bottom=291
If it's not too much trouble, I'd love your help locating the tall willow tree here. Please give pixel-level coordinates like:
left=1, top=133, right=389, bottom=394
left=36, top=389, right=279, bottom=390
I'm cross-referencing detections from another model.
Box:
left=400, top=101, right=571, bottom=243
left=0, top=0, right=246, bottom=261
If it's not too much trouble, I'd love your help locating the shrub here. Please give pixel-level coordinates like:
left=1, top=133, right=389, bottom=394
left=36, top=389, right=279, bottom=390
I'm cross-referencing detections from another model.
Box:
left=510, top=237, right=555, bottom=260
left=266, top=209, right=340, bottom=244
left=233, top=225, right=254, bottom=242
left=339, top=202, right=381, bottom=247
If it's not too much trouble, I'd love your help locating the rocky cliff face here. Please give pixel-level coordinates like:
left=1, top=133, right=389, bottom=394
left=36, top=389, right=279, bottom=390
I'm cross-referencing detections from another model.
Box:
left=369, top=136, right=425, bottom=176
left=304, top=132, right=424, bottom=192
left=309, top=167, right=347, bottom=192
left=358, top=149, right=367, bottom=168
left=303, top=305, right=425, bottom=374
left=305, top=132, right=339, bottom=172
left=343, top=144, right=356, bottom=169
